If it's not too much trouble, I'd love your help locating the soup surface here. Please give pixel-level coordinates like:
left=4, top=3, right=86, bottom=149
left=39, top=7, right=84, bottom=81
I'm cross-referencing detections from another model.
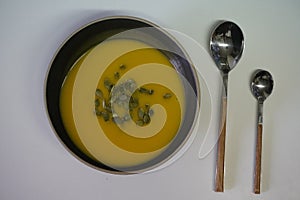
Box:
left=59, top=39, right=186, bottom=169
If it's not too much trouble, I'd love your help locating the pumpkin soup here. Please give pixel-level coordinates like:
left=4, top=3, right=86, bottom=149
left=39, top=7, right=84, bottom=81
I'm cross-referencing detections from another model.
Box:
left=59, top=39, right=186, bottom=169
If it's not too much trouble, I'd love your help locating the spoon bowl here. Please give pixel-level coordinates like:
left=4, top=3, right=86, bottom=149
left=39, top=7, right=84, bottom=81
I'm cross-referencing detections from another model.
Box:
left=251, top=70, right=274, bottom=103
left=210, top=21, right=244, bottom=74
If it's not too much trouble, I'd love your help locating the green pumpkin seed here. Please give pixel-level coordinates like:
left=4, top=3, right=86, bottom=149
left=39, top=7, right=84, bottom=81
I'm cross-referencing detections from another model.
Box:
left=95, top=109, right=102, bottom=116
left=136, top=120, right=144, bottom=126
left=95, top=89, right=103, bottom=98
left=129, top=97, right=139, bottom=108
left=148, top=89, right=154, bottom=95
left=119, top=64, right=126, bottom=70
left=114, top=72, right=120, bottom=79
left=94, top=99, right=100, bottom=107
left=101, top=111, right=110, bottom=121
left=104, top=79, right=114, bottom=91
left=163, top=93, right=172, bottom=99
left=138, top=107, right=144, bottom=119
left=105, top=106, right=112, bottom=113
left=145, top=104, right=150, bottom=110
left=143, top=114, right=151, bottom=124
left=94, top=76, right=159, bottom=126
left=139, top=87, right=148, bottom=94
left=138, top=87, right=154, bottom=95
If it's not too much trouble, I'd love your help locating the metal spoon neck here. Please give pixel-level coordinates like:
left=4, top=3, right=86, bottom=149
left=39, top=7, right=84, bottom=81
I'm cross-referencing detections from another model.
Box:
left=221, top=72, right=229, bottom=97
left=257, top=102, right=264, bottom=124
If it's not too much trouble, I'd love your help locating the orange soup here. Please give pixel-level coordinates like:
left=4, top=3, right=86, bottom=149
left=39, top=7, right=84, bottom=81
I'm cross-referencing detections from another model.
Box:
left=59, top=39, right=185, bottom=168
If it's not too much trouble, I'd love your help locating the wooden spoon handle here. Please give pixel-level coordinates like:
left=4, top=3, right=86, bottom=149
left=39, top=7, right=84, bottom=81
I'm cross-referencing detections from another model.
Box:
left=215, top=97, right=227, bottom=192
left=254, top=124, right=263, bottom=194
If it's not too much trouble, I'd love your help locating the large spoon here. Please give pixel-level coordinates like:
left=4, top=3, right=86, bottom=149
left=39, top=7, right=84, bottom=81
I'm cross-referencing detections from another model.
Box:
left=250, top=69, right=274, bottom=194
left=210, top=21, right=244, bottom=192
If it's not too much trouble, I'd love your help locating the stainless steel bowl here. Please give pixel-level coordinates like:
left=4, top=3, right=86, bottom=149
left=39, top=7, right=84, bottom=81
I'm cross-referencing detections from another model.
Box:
left=45, top=16, right=200, bottom=174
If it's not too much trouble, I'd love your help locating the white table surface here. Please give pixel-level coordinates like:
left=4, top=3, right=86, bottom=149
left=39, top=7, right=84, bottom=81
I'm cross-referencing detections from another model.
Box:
left=1, top=0, right=300, bottom=199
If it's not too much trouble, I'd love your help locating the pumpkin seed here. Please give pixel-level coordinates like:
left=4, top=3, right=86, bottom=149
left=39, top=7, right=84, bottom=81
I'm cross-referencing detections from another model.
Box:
left=94, top=76, right=159, bottom=126
left=94, top=99, right=100, bottom=107
left=119, top=64, right=126, bottom=70
left=95, top=109, right=102, bottom=116
left=129, top=97, right=139, bottom=108
left=143, top=114, right=151, bottom=124
left=148, top=89, right=154, bottom=95
left=95, top=89, right=103, bottom=98
left=145, top=104, right=150, bottom=110
left=104, top=79, right=114, bottom=91
left=114, top=72, right=120, bottom=79
left=105, top=106, right=112, bottom=113
left=139, top=87, right=149, bottom=94
left=138, top=87, right=154, bottom=95
left=138, top=107, right=144, bottom=119
left=101, top=111, right=109, bottom=121
left=136, top=120, right=144, bottom=126
left=163, top=93, right=172, bottom=99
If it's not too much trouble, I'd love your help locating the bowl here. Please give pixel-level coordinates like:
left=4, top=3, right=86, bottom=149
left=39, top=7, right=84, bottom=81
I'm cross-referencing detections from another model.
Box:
left=45, top=16, right=200, bottom=174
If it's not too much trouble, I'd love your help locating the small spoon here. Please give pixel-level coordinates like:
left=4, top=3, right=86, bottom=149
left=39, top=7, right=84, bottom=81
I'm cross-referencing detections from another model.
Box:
left=210, top=21, right=244, bottom=192
left=250, top=69, right=274, bottom=194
